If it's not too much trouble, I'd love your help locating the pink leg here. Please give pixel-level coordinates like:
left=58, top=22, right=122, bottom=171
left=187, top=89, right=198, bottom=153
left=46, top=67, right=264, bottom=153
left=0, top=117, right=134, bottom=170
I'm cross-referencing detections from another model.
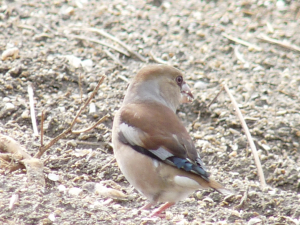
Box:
left=139, top=202, right=153, bottom=211
left=149, top=202, right=175, bottom=217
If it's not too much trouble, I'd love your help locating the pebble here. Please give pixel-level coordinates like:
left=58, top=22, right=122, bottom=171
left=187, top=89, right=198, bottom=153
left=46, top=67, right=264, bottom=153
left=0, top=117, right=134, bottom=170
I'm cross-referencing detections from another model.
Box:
left=229, top=151, right=237, bottom=157
left=9, top=194, right=19, bottom=210
left=48, top=213, right=56, bottom=222
left=248, top=217, right=262, bottom=225
left=65, top=55, right=82, bottom=68
left=89, top=103, right=96, bottom=114
left=194, top=81, right=208, bottom=90
left=68, top=187, right=83, bottom=196
left=4, top=103, right=15, bottom=110
left=1, top=47, right=19, bottom=60
left=165, top=211, right=173, bottom=220
left=48, top=173, right=60, bottom=182
left=21, top=110, right=30, bottom=119
left=0, top=103, right=16, bottom=118
left=57, top=185, right=67, bottom=193
left=81, top=59, right=93, bottom=72
left=203, top=197, right=213, bottom=203
left=95, top=183, right=127, bottom=200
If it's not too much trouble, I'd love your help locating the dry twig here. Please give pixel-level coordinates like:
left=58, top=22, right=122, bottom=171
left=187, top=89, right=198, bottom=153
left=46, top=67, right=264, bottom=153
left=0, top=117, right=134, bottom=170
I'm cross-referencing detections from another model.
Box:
left=72, top=27, right=146, bottom=62
left=257, top=34, right=300, bottom=52
left=35, top=76, right=107, bottom=158
left=207, top=86, right=225, bottom=109
left=223, top=84, right=266, bottom=189
left=72, top=114, right=109, bottom=134
left=1, top=73, right=108, bottom=193
left=222, top=33, right=262, bottom=51
left=192, top=87, right=225, bottom=127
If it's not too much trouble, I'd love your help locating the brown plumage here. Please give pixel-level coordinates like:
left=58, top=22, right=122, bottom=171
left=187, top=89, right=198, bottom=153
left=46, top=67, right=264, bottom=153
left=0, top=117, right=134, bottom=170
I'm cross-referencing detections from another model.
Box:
left=112, top=64, right=231, bottom=217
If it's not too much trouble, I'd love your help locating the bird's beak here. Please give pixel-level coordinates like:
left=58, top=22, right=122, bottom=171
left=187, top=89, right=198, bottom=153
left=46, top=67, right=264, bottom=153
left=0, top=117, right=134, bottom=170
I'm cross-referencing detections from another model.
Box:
left=181, top=82, right=194, bottom=103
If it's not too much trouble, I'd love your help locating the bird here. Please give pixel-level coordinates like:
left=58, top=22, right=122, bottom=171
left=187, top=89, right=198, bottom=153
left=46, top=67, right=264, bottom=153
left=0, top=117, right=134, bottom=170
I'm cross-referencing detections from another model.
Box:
left=112, top=64, right=230, bottom=217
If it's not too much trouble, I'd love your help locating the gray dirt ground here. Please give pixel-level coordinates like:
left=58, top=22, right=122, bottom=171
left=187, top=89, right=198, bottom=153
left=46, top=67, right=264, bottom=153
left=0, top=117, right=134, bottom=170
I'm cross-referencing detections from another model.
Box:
left=1, top=0, right=300, bottom=224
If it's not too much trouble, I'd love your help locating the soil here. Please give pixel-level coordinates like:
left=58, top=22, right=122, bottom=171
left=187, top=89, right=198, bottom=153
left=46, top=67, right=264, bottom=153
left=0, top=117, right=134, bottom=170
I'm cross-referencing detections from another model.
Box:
left=1, top=0, right=300, bottom=224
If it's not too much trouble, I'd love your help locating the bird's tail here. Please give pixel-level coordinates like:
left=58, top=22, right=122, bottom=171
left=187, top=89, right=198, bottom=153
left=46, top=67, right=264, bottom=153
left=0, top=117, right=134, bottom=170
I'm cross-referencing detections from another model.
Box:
left=208, top=178, right=233, bottom=196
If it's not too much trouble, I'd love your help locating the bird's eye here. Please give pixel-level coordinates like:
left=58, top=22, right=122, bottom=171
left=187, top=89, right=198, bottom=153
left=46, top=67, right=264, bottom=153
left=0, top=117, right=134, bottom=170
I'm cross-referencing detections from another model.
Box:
left=176, top=76, right=183, bottom=85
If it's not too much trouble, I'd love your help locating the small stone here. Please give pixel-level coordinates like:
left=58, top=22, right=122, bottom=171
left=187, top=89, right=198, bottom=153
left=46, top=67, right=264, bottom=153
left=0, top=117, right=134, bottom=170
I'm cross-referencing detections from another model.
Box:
left=1, top=47, right=19, bottom=60
left=5, top=103, right=15, bottom=110
left=95, top=183, right=127, bottom=200
left=161, top=1, right=171, bottom=10
left=57, top=185, right=66, bottom=192
left=195, top=191, right=202, bottom=200
left=89, top=103, right=96, bottom=114
left=60, top=6, right=75, bottom=18
left=81, top=59, right=93, bottom=72
left=248, top=217, right=262, bottom=225
left=48, top=173, right=60, bottom=182
left=229, top=151, right=237, bottom=157
left=194, top=81, right=208, bottom=90
left=68, top=187, right=83, bottom=196
left=3, top=97, right=10, bottom=102
left=203, top=197, right=213, bottom=203
left=9, top=194, right=19, bottom=210
left=21, top=110, right=30, bottom=119
left=65, top=55, right=82, bottom=68
left=48, top=213, right=56, bottom=222
left=161, top=53, right=169, bottom=60
left=196, top=30, right=205, bottom=37
left=165, top=211, right=173, bottom=220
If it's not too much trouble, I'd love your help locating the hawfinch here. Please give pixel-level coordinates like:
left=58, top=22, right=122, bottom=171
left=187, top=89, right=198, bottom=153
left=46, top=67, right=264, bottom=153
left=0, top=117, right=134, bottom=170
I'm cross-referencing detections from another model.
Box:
left=112, top=65, right=230, bottom=217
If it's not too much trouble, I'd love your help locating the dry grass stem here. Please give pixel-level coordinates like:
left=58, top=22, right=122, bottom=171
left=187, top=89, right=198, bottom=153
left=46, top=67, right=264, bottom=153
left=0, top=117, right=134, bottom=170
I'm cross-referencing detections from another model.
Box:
left=74, top=27, right=146, bottom=62
left=257, top=34, right=300, bottom=52
left=75, top=141, right=106, bottom=147
left=99, top=158, right=116, bottom=173
left=9, top=194, right=19, bottom=210
left=28, top=84, right=38, bottom=136
left=69, top=34, right=130, bottom=57
left=149, top=51, right=169, bottom=65
left=234, top=46, right=247, bottom=63
left=103, top=49, right=124, bottom=66
left=70, top=76, right=105, bottom=128
left=17, top=24, right=38, bottom=32
left=235, top=186, right=249, bottom=209
left=223, top=84, right=266, bottom=189
left=79, top=73, right=83, bottom=103
left=40, top=110, right=45, bottom=147
left=222, top=33, right=262, bottom=51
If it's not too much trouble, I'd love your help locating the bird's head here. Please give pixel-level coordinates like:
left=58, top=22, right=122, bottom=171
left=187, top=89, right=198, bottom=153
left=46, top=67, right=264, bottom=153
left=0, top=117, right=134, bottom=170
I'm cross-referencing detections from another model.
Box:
left=124, top=65, right=193, bottom=112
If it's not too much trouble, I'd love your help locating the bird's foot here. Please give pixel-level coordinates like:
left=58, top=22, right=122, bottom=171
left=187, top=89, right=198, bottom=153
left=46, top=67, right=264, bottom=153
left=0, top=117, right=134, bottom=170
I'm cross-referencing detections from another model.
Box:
left=149, top=202, right=175, bottom=217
